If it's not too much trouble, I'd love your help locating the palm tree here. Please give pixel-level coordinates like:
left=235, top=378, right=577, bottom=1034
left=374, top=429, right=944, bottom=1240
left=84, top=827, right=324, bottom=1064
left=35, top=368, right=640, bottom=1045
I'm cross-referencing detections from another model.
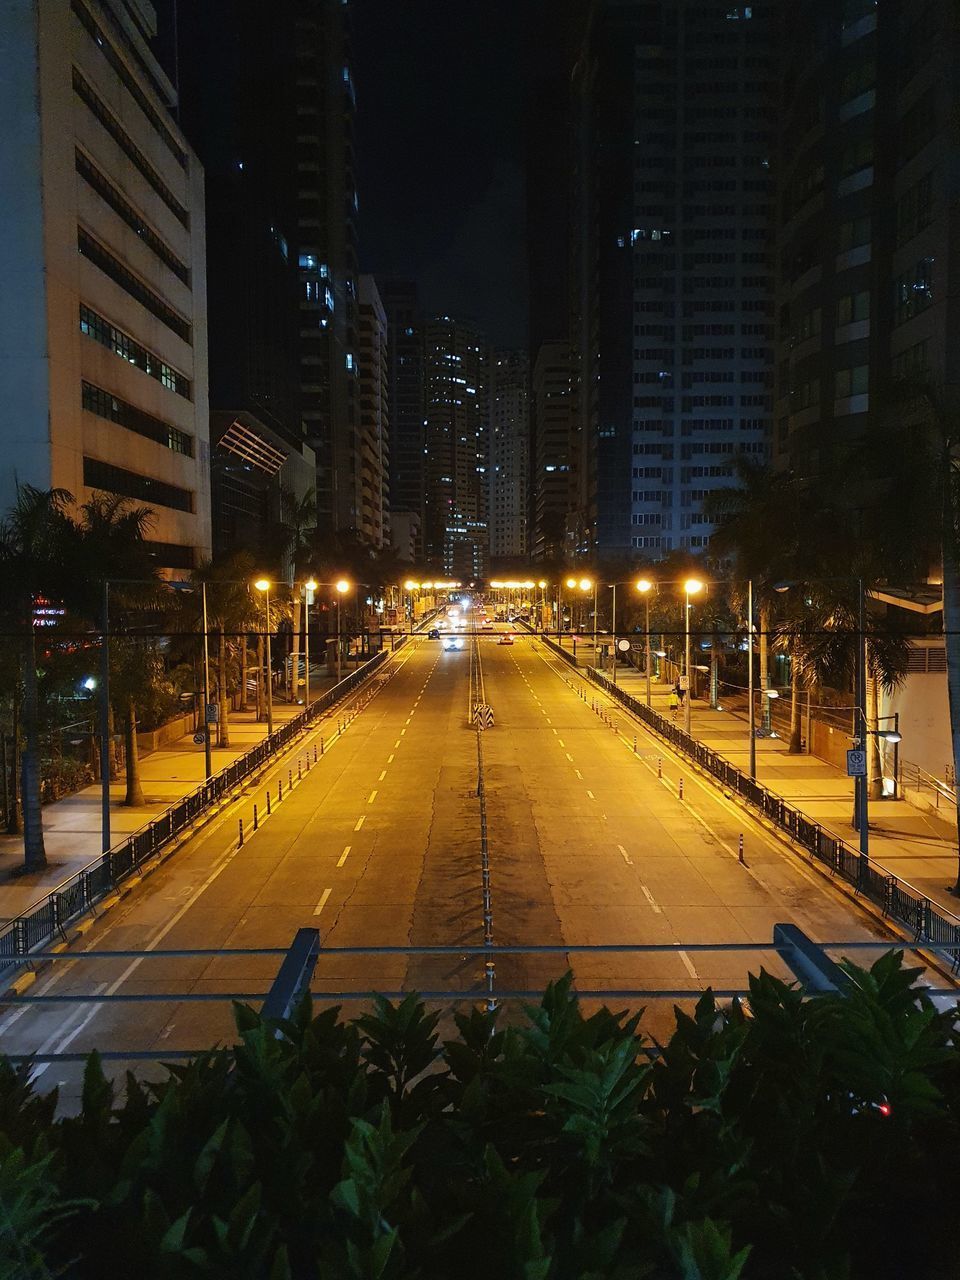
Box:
left=192, top=554, right=259, bottom=747
left=276, top=487, right=316, bottom=699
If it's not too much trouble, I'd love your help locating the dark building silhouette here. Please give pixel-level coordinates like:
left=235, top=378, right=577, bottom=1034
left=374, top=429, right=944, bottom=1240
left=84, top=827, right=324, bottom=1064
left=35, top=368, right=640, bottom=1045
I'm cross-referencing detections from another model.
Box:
left=381, top=281, right=425, bottom=558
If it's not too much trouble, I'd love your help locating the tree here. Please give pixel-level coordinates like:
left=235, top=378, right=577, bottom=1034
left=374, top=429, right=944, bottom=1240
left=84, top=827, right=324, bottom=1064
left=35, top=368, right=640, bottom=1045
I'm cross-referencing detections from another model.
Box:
left=191, top=554, right=259, bottom=748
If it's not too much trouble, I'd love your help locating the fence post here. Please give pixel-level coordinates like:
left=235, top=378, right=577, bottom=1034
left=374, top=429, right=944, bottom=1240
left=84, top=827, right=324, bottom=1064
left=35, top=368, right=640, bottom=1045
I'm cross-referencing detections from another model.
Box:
left=238, top=818, right=244, bottom=847
left=267, top=790, right=271, bottom=815
left=253, top=804, right=258, bottom=831
left=679, top=778, right=684, bottom=800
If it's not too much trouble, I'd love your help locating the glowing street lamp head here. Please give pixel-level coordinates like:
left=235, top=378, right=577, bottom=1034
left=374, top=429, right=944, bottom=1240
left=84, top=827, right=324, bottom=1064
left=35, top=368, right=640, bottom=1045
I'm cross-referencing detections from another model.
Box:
left=538, top=580, right=547, bottom=589
left=304, top=578, right=318, bottom=593
left=335, top=579, right=350, bottom=594
left=565, top=577, right=577, bottom=589
left=579, top=577, right=592, bottom=592
left=254, top=578, right=270, bottom=593
left=636, top=578, right=653, bottom=594
left=404, top=579, right=418, bottom=591
left=684, top=578, right=704, bottom=596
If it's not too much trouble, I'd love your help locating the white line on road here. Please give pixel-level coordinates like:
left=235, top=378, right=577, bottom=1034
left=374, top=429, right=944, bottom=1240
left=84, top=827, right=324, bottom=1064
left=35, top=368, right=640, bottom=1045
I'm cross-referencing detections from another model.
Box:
left=394, top=739, right=401, bottom=748
left=400, top=729, right=406, bottom=736
left=313, top=888, right=332, bottom=917
left=387, top=754, right=394, bottom=763
left=378, top=770, right=386, bottom=781
left=368, top=790, right=378, bottom=804
left=587, top=790, right=595, bottom=800
left=617, top=843, right=633, bottom=865
left=337, top=845, right=351, bottom=867
left=354, top=815, right=366, bottom=831
left=566, top=752, right=574, bottom=761
left=678, top=950, right=699, bottom=981
left=575, top=769, right=583, bottom=779
left=641, top=886, right=662, bottom=914
left=558, top=738, right=565, bottom=746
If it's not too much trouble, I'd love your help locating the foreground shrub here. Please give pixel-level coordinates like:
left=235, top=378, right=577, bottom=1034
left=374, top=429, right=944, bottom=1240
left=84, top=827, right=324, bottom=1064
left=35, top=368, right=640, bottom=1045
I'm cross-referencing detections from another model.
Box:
left=1, top=955, right=958, bottom=1278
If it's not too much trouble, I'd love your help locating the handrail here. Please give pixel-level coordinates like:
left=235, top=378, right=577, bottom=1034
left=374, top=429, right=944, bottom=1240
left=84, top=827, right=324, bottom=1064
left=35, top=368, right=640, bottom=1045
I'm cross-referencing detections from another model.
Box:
left=0, top=647, right=396, bottom=971
left=539, top=634, right=960, bottom=953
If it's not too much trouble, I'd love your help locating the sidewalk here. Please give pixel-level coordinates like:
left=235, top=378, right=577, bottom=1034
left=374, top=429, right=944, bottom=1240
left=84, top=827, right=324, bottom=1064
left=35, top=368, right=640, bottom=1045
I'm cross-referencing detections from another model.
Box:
left=565, top=640, right=960, bottom=921
left=0, top=676, right=340, bottom=921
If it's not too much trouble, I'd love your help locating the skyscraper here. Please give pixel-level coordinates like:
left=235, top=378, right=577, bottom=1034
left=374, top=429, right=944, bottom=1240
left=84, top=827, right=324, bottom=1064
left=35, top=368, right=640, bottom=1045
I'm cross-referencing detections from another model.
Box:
left=532, top=341, right=575, bottom=561
left=572, top=0, right=774, bottom=558
left=423, top=317, right=489, bottom=579
left=489, top=351, right=530, bottom=563
left=380, top=281, right=425, bottom=557
left=0, top=0, right=211, bottom=571
left=357, top=275, right=389, bottom=549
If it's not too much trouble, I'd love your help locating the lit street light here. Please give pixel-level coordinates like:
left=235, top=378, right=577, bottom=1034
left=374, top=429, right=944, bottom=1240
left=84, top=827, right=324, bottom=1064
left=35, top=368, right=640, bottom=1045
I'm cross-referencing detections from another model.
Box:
left=303, top=578, right=318, bottom=704
left=683, top=578, right=704, bottom=736
left=336, top=578, right=350, bottom=683
left=636, top=579, right=654, bottom=706
left=254, top=578, right=273, bottom=736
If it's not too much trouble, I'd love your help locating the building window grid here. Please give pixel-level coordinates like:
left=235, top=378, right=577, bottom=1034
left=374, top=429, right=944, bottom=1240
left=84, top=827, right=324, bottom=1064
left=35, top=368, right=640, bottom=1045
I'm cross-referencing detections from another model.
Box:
left=78, top=228, right=191, bottom=344
left=79, top=304, right=190, bottom=398
left=82, top=456, right=193, bottom=512
left=75, top=150, right=190, bottom=286
left=82, top=380, right=193, bottom=455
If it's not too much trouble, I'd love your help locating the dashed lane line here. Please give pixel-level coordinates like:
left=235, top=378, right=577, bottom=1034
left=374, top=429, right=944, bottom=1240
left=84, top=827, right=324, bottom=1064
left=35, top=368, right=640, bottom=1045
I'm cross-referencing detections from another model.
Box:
left=617, top=843, right=633, bottom=866
left=337, top=845, right=351, bottom=867
left=368, top=790, right=378, bottom=804
left=378, top=770, right=387, bottom=780
left=313, top=887, right=332, bottom=917
left=354, top=816, right=366, bottom=831
left=387, top=754, right=394, bottom=763
left=586, top=790, right=596, bottom=800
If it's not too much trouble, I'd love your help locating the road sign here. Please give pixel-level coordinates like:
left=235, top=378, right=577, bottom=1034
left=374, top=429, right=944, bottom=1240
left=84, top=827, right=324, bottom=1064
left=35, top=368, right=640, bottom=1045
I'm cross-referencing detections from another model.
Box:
left=846, top=748, right=867, bottom=777
left=617, top=639, right=631, bottom=652
left=679, top=674, right=689, bottom=691
left=193, top=731, right=205, bottom=745
left=473, top=704, right=495, bottom=730
left=205, top=702, right=219, bottom=723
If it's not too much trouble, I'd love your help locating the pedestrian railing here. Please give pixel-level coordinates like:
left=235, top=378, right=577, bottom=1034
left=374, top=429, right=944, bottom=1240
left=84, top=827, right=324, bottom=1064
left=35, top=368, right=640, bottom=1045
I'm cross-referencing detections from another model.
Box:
left=901, top=758, right=957, bottom=813
left=541, top=635, right=960, bottom=962
left=0, top=646, right=399, bottom=977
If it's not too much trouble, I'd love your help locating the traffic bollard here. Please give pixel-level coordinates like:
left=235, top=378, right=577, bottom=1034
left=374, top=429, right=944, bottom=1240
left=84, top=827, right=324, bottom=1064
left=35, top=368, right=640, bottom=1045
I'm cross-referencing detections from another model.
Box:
left=321, top=737, right=324, bottom=756
left=633, top=736, right=637, bottom=753
left=738, top=833, right=745, bottom=864
left=679, top=778, right=684, bottom=800
left=278, top=778, right=283, bottom=801
left=289, top=769, right=293, bottom=790
left=238, top=817, right=244, bottom=847
left=314, top=744, right=317, bottom=762
left=253, top=804, right=258, bottom=831
left=266, top=790, right=271, bottom=816
left=298, top=760, right=302, bottom=781
left=658, top=757, right=662, bottom=778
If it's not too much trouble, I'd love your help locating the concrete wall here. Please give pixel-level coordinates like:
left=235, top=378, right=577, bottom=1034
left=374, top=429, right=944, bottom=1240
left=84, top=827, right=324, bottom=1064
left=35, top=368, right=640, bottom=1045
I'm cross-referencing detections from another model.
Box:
left=883, top=671, right=952, bottom=782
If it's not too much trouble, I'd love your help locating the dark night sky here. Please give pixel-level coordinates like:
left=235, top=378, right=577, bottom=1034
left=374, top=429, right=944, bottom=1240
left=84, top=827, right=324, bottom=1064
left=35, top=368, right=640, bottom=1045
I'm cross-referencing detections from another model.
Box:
left=351, top=1, right=529, bottom=349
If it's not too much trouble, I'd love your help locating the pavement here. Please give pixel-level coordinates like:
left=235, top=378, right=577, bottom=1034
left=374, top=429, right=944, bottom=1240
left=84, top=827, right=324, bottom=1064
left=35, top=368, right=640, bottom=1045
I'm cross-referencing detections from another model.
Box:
left=562, top=638, right=960, bottom=920
left=0, top=676, right=340, bottom=921
left=0, top=625, right=915, bottom=1106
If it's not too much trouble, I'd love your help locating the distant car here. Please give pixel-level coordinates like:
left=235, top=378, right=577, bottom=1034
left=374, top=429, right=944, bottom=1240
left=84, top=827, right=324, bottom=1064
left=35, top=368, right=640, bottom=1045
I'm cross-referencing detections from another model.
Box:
left=498, top=633, right=514, bottom=646
left=443, top=635, right=465, bottom=651
left=428, top=628, right=440, bottom=639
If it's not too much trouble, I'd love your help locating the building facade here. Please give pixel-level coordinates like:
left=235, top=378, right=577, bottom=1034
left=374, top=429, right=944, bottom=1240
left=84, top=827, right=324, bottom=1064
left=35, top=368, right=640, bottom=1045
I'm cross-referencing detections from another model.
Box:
left=422, top=317, right=489, bottom=579
left=357, top=276, right=389, bottom=548
left=773, top=0, right=958, bottom=479
left=380, top=280, right=425, bottom=558
left=0, top=0, right=211, bottom=571
left=489, top=350, right=530, bottom=563
left=532, top=341, right=575, bottom=560
left=572, top=0, right=774, bottom=558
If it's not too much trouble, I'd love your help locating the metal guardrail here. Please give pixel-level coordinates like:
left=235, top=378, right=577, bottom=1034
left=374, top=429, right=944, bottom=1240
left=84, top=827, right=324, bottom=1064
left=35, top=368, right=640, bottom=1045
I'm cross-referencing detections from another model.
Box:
left=0, top=647, right=399, bottom=976
left=901, top=758, right=957, bottom=812
left=541, top=634, right=960, bottom=961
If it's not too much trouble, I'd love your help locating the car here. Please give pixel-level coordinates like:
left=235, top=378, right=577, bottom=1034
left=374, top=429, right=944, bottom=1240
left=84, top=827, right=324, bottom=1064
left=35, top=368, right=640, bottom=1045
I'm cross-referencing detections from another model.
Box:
left=428, top=628, right=440, bottom=639
left=443, top=635, right=465, bottom=651
left=498, top=633, right=514, bottom=646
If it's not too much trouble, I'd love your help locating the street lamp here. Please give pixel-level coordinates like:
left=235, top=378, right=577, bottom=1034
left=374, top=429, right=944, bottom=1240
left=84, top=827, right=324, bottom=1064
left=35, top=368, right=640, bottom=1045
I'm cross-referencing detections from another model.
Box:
left=254, top=578, right=273, bottom=735
left=636, top=579, right=655, bottom=707
left=335, top=578, right=350, bottom=682
left=303, top=578, right=318, bottom=704
left=683, top=578, right=704, bottom=736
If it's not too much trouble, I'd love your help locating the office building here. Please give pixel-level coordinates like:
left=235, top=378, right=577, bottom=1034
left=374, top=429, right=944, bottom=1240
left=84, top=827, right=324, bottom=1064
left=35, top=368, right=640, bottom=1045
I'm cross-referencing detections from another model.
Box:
left=774, top=0, right=955, bottom=477
left=357, top=276, right=389, bottom=548
left=0, top=0, right=211, bottom=571
left=295, top=0, right=361, bottom=540
left=489, top=351, right=530, bottom=562
left=532, top=341, right=575, bottom=561
left=571, top=0, right=774, bottom=557
left=381, top=280, right=425, bottom=557
left=423, top=317, right=489, bottom=579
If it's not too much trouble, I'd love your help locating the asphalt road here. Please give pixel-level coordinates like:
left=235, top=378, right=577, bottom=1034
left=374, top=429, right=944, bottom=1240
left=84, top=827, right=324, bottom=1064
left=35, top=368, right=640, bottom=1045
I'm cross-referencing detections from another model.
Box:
left=0, top=622, right=908, bottom=1101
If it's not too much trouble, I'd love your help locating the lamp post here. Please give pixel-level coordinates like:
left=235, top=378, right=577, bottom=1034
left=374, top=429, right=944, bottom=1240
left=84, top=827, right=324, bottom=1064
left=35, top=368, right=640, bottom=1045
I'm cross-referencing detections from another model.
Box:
left=636, top=579, right=654, bottom=707
left=200, top=580, right=212, bottom=779
left=336, top=578, right=350, bottom=682
left=254, top=579, right=273, bottom=735
left=99, top=579, right=111, bottom=853
left=583, top=578, right=597, bottom=658
left=304, top=579, right=317, bottom=704
left=747, top=578, right=756, bottom=779
left=683, top=578, right=704, bottom=736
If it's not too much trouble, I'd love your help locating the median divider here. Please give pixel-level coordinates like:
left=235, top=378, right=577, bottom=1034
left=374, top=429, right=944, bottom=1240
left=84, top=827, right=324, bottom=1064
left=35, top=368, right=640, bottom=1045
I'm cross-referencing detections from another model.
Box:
left=0, top=646, right=400, bottom=977
left=539, top=633, right=960, bottom=963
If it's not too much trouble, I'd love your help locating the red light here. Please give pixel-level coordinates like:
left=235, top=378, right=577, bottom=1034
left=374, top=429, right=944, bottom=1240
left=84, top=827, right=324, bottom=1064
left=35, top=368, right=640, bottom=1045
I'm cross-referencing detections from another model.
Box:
left=878, top=1101, right=892, bottom=1117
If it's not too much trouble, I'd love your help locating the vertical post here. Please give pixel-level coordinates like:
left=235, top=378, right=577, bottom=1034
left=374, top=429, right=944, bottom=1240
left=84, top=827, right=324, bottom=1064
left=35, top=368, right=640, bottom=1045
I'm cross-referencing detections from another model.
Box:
left=893, top=711, right=900, bottom=799
left=684, top=589, right=692, bottom=736
left=748, top=578, right=756, bottom=779
left=856, top=576, right=869, bottom=857
left=304, top=586, right=310, bottom=706
left=337, top=596, right=342, bottom=684
left=645, top=595, right=652, bottom=707
left=611, top=583, right=617, bottom=685
left=592, top=582, right=598, bottom=659
left=201, top=581, right=212, bottom=779
left=264, top=587, right=274, bottom=736
left=100, top=579, right=111, bottom=854
left=0, top=730, right=8, bottom=830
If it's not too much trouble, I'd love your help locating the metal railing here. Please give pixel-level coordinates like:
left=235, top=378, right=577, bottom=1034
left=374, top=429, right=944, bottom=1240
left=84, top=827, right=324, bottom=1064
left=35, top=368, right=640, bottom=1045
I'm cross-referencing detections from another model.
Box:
left=900, top=758, right=957, bottom=814
left=0, top=646, right=400, bottom=976
left=541, top=635, right=960, bottom=961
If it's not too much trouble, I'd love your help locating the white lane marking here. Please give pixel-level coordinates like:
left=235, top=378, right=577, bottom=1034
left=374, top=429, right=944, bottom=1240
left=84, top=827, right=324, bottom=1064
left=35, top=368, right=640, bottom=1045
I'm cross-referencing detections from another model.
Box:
left=679, top=950, right=699, bottom=981
left=575, top=769, right=583, bottom=779
left=387, top=754, right=394, bottom=763
left=641, top=886, right=662, bottom=914
left=586, top=790, right=595, bottom=800
left=566, top=752, right=574, bottom=762
left=400, top=728, right=406, bottom=736
left=368, top=790, right=378, bottom=804
left=394, top=739, right=401, bottom=748
left=558, top=738, right=565, bottom=746
left=337, top=845, right=351, bottom=867
left=354, top=815, right=366, bottom=831
left=552, top=728, right=558, bottom=735
left=378, top=770, right=387, bottom=781
left=29, top=987, right=109, bottom=1081
left=313, top=887, right=332, bottom=917
left=617, top=843, right=633, bottom=866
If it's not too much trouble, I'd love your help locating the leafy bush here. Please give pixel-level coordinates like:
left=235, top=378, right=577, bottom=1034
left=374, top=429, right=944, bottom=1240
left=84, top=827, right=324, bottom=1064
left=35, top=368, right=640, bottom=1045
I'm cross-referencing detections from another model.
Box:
left=1, top=955, right=958, bottom=1278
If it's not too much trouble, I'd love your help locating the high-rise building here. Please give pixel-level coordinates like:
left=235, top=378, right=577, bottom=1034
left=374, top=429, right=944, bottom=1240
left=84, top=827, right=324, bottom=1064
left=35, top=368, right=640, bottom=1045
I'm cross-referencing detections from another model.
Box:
left=380, top=281, right=425, bottom=556
left=357, top=276, right=389, bottom=549
left=0, top=0, right=211, bottom=571
left=532, top=341, right=575, bottom=561
left=773, top=0, right=954, bottom=479
left=295, top=0, right=361, bottom=540
left=423, top=317, right=489, bottom=579
left=489, top=351, right=530, bottom=563
left=572, top=0, right=775, bottom=558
